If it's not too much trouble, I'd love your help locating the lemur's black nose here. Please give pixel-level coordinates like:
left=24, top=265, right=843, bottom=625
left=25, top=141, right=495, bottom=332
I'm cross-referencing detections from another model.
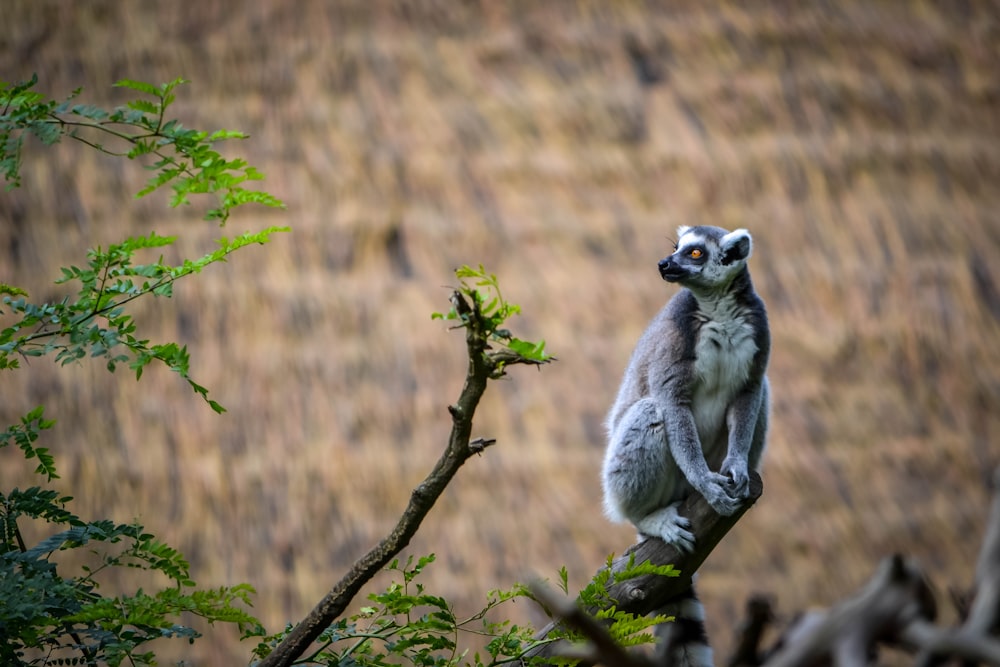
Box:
left=659, top=256, right=686, bottom=282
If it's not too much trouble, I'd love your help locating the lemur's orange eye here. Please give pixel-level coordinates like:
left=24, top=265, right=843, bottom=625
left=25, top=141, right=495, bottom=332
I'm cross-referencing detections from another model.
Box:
left=689, top=248, right=703, bottom=259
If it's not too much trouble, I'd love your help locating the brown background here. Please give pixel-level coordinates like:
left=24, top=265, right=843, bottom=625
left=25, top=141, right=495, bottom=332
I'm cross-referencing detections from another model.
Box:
left=2, top=1, right=998, bottom=663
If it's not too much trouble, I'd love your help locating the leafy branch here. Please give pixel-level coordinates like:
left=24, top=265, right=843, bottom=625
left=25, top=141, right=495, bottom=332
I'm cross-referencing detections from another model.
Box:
left=257, top=267, right=553, bottom=667
left=1, top=406, right=58, bottom=481
left=433, top=264, right=553, bottom=375
left=249, top=555, right=561, bottom=667
left=1, top=74, right=284, bottom=223
left=0, top=490, right=259, bottom=666
left=1, top=75, right=282, bottom=665
left=0, top=227, right=289, bottom=412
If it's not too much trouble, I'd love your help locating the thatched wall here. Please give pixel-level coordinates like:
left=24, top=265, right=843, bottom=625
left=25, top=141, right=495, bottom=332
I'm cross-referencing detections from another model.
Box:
left=2, top=1, right=998, bottom=662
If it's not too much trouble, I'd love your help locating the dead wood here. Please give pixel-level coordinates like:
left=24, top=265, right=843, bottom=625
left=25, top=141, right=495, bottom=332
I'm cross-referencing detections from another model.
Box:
left=914, top=465, right=1000, bottom=667
left=762, top=554, right=936, bottom=667
left=758, top=465, right=1000, bottom=667
left=727, top=595, right=776, bottom=667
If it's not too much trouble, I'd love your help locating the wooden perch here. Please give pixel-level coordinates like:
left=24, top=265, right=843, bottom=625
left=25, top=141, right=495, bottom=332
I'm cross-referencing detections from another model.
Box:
left=522, top=472, right=764, bottom=667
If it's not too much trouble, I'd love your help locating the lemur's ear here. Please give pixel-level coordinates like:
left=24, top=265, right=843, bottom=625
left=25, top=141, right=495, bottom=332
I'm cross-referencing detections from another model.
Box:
left=676, top=225, right=692, bottom=238
left=720, top=229, right=752, bottom=265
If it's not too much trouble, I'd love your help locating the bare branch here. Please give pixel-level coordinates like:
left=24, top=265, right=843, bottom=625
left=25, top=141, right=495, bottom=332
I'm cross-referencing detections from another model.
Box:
left=763, top=555, right=936, bottom=667
left=967, top=465, right=1000, bottom=637
left=914, top=464, right=1000, bottom=667
left=728, top=595, right=776, bottom=667
left=904, top=619, right=1000, bottom=666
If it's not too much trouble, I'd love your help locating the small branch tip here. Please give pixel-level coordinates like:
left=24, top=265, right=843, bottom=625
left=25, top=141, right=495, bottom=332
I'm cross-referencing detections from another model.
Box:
left=469, top=437, right=497, bottom=454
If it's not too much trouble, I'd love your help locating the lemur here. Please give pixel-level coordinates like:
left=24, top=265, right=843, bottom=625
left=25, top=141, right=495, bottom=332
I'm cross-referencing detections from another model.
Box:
left=601, top=225, right=770, bottom=667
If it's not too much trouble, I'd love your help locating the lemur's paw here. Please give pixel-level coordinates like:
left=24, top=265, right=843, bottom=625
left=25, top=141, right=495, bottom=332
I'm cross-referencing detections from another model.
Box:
left=700, top=475, right=743, bottom=516
left=720, top=457, right=751, bottom=498
left=636, top=503, right=695, bottom=553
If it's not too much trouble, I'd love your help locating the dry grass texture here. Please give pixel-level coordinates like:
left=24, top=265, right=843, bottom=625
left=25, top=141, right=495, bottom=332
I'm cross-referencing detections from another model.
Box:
left=2, top=1, right=999, bottom=663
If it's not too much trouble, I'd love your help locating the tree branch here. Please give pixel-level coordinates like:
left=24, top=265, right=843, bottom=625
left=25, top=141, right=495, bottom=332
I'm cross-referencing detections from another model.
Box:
left=764, top=554, right=937, bottom=667
left=258, top=290, right=547, bottom=667
left=914, top=464, right=1000, bottom=667
left=523, top=472, right=764, bottom=667
left=903, top=619, right=1000, bottom=666
left=756, top=466, right=1000, bottom=667
left=727, top=594, right=776, bottom=667
left=965, top=465, right=1000, bottom=637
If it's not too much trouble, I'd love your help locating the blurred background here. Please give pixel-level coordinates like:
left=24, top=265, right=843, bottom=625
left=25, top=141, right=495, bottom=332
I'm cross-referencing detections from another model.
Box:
left=1, top=1, right=998, bottom=663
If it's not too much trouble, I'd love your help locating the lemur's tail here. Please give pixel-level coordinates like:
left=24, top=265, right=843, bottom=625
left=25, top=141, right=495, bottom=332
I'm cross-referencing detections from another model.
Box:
left=654, top=583, right=713, bottom=667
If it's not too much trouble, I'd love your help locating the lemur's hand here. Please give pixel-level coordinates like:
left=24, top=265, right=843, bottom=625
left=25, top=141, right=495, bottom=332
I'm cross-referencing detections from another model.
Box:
left=698, top=472, right=742, bottom=516
left=720, top=456, right=750, bottom=499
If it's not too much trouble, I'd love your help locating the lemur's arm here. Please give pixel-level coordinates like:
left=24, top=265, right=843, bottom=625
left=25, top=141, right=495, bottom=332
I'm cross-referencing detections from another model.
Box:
left=720, top=380, right=765, bottom=497
left=656, top=355, right=744, bottom=517
left=721, top=315, right=770, bottom=497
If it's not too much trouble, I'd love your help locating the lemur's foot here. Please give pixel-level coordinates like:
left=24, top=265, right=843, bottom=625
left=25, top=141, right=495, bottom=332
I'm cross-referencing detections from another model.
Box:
left=636, top=503, right=695, bottom=553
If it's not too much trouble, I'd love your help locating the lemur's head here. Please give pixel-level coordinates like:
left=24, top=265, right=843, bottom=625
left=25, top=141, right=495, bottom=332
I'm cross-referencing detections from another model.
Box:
left=658, top=225, right=753, bottom=292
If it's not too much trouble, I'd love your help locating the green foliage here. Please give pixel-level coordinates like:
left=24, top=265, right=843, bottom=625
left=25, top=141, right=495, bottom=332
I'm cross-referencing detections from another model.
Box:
left=248, top=555, right=557, bottom=667
left=248, top=555, right=675, bottom=667
left=432, top=264, right=552, bottom=372
left=575, top=554, right=679, bottom=650
left=0, top=226, right=289, bottom=411
left=1, top=74, right=284, bottom=223
left=0, top=77, right=290, bottom=408
left=1, top=406, right=58, bottom=481
left=0, top=492, right=260, bottom=666
left=1, top=75, right=278, bottom=665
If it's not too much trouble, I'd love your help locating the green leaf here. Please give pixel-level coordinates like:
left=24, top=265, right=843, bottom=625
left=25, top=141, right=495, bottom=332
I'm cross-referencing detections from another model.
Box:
left=1, top=407, right=59, bottom=480
left=208, top=129, right=247, bottom=141
left=507, top=337, right=550, bottom=362
left=113, top=78, right=160, bottom=97
left=159, top=77, right=190, bottom=95
left=126, top=99, right=159, bottom=115
left=69, top=103, right=110, bottom=121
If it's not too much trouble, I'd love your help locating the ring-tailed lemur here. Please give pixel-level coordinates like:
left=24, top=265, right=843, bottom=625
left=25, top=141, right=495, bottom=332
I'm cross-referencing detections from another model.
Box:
left=601, top=225, right=770, bottom=667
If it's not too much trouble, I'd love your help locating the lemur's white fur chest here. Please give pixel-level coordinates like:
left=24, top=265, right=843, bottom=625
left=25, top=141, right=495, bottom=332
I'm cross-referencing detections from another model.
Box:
left=690, top=297, right=757, bottom=454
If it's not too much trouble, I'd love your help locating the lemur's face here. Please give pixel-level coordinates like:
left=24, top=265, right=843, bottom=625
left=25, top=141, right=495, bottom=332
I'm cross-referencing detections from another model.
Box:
left=658, top=225, right=753, bottom=291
